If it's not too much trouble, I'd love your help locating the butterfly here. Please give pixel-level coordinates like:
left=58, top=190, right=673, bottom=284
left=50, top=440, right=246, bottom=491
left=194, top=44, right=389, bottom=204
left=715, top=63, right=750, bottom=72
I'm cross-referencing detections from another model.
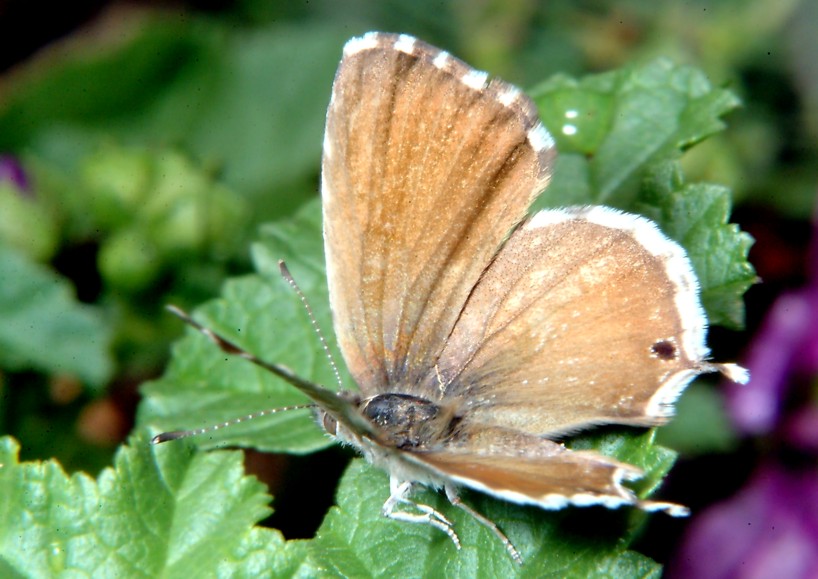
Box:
left=154, top=31, right=748, bottom=564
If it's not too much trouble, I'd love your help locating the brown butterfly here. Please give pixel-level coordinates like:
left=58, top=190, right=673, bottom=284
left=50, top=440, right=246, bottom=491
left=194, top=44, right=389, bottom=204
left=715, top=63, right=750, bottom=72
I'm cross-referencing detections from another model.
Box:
left=155, top=32, right=748, bottom=564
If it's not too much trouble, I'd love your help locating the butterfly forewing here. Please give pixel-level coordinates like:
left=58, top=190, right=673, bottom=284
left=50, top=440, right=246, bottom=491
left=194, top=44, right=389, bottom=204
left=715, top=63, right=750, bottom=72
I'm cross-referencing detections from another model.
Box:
left=322, top=33, right=556, bottom=396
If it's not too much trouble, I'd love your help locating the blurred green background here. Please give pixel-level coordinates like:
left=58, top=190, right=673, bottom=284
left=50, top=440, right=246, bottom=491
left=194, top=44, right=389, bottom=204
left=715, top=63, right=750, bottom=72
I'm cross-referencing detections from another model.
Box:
left=0, top=0, right=814, bottom=570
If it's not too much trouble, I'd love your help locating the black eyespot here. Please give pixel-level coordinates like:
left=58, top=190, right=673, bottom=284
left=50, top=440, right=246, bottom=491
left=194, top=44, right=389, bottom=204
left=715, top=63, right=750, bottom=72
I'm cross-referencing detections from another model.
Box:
left=651, top=339, right=678, bottom=360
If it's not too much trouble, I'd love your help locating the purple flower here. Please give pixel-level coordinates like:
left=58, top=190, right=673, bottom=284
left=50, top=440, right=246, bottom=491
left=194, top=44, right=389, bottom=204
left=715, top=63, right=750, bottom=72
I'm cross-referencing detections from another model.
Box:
left=726, top=290, right=818, bottom=435
left=0, top=155, right=31, bottom=194
left=726, top=202, right=818, bottom=436
left=667, top=462, right=818, bottom=579
left=781, top=407, right=818, bottom=454
left=669, top=200, right=818, bottom=578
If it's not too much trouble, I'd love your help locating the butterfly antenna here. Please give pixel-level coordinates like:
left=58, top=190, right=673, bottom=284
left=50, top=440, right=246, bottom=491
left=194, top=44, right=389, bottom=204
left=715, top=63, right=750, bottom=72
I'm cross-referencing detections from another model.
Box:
left=160, top=304, right=380, bottom=440
left=278, top=260, right=345, bottom=391
left=152, top=403, right=314, bottom=444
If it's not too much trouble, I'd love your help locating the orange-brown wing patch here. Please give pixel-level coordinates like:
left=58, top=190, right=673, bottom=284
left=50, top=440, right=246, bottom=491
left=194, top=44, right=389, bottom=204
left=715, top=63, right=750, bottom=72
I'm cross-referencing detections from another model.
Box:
left=432, top=207, right=708, bottom=435
left=322, top=33, right=555, bottom=396
left=412, top=426, right=641, bottom=509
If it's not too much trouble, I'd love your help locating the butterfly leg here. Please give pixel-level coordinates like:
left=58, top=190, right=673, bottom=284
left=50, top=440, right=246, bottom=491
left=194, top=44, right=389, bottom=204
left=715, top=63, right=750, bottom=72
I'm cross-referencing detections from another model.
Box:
left=382, top=477, right=462, bottom=549
left=444, top=486, right=523, bottom=565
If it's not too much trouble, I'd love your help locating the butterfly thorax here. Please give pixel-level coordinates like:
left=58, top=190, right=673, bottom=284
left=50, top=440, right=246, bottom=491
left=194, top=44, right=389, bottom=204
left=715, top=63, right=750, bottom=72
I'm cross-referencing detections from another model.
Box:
left=319, top=392, right=460, bottom=450
left=361, top=393, right=461, bottom=449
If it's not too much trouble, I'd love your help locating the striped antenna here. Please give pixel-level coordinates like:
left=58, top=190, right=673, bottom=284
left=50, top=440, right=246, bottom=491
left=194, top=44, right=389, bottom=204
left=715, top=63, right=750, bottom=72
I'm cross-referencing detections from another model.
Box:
left=151, top=304, right=324, bottom=445
left=153, top=301, right=378, bottom=446
left=278, top=260, right=345, bottom=391
left=152, top=403, right=314, bottom=444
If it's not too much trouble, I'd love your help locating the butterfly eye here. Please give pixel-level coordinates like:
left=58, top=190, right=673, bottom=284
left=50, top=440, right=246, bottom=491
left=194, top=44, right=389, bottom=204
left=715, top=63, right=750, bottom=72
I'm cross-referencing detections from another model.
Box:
left=321, top=412, right=338, bottom=436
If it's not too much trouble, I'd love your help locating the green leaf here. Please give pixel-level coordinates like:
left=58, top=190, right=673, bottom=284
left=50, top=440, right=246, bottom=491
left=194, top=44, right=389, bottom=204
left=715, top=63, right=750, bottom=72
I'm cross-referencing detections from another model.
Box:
left=139, top=199, right=338, bottom=454
left=0, top=182, right=59, bottom=261
left=171, top=25, right=346, bottom=204
left=636, top=162, right=756, bottom=328
left=0, top=17, right=349, bottom=215
left=0, top=244, right=112, bottom=389
left=0, top=19, right=207, bottom=146
left=310, top=460, right=661, bottom=578
left=531, top=58, right=741, bottom=208
left=655, top=382, right=740, bottom=455
left=569, top=428, right=678, bottom=513
left=0, top=434, right=313, bottom=578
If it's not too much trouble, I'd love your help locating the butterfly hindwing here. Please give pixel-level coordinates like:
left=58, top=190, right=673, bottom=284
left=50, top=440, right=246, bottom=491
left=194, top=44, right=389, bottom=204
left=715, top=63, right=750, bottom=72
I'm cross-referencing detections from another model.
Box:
left=433, top=206, right=709, bottom=436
